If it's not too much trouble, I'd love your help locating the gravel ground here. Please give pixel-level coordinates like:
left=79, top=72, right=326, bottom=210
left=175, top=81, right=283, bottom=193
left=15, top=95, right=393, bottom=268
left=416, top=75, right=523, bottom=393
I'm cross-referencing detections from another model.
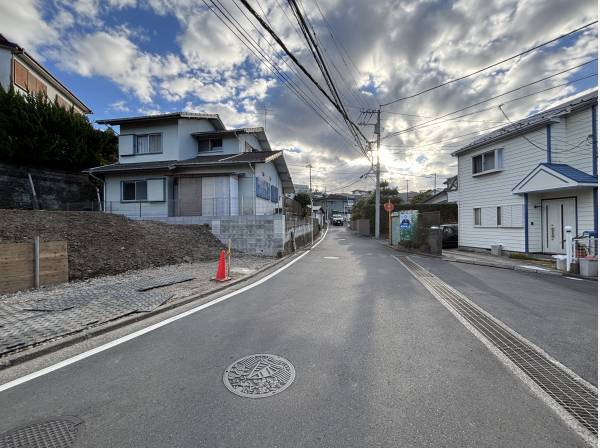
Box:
left=0, top=210, right=225, bottom=280
left=0, top=255, right=275, bottom=357
left=0, top=254, right=273, bottom=304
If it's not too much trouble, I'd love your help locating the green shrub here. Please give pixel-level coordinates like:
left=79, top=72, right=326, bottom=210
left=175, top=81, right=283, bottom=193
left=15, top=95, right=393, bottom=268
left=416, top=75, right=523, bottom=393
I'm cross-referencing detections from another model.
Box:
left=0, top=86, right=117, bottom=170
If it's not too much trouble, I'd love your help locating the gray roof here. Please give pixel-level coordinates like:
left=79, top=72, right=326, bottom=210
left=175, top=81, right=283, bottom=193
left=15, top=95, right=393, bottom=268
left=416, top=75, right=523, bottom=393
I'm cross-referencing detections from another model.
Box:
left=452, top=91, right=598, bottom=156
left=86, top=150, right=295, bottom=193
left=96, top=112, right=226, bottom=130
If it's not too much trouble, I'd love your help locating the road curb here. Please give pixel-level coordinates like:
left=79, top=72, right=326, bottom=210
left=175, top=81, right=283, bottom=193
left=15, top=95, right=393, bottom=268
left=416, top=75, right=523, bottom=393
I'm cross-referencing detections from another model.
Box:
left=0, top=231, right=325, bottom=370
left=374, top=238, right=591, bottom=279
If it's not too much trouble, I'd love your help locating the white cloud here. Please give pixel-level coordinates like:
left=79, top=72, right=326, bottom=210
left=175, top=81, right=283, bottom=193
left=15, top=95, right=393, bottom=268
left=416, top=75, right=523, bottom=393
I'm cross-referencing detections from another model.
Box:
left=56, top=30, right=157, bottom=101
left=179, top=13, right=248, bottom=71
left=109, top=100, right=130, bottom=112
left=0, top=0, right=58, bottom=53
left=108, top=0, right=137, bottom=8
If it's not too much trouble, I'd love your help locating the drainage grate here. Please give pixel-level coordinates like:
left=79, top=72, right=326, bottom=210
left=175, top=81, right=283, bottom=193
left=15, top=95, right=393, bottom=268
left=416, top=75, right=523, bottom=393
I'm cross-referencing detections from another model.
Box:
left=223, top=354, right=295, bottom=398
left=396, top=256, right=598, bottom=438
left=0, top=417, right=82, bottom=448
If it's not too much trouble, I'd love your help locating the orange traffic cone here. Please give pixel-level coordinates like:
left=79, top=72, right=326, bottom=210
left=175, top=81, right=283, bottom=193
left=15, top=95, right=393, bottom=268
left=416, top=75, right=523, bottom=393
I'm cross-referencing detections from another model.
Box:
left=213, top=249, right=229, bottom=282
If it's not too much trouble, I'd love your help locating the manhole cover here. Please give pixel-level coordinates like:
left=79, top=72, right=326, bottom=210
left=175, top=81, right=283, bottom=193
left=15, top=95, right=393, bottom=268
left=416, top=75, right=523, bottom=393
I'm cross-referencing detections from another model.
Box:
left=0, top=417, right=82, bottom=448
left=223, top=354, right=295, bottom=398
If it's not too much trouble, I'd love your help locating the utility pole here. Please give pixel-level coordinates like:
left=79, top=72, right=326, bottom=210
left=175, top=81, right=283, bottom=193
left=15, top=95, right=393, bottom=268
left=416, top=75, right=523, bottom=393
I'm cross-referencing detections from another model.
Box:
left=406, top=180, right=409, bottom=203
left=433, top=173, right=437, bottom=194
left=375, top=109, right=381, bottom=239
left=306, top=163, right=314, bottom=245
left=359, top=109, right=382, bottom=239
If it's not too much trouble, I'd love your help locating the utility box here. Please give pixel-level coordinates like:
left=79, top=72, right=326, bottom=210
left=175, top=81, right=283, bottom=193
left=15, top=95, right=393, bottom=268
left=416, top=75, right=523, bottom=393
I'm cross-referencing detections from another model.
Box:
left=580, top=258, right=598, bottom=278
left=491, top=244, right=503, bottom=256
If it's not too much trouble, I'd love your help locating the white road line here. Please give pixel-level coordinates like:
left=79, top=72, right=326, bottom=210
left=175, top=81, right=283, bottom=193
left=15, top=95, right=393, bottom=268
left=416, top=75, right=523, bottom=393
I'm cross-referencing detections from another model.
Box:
left=0, top=227, right=329, bottom=393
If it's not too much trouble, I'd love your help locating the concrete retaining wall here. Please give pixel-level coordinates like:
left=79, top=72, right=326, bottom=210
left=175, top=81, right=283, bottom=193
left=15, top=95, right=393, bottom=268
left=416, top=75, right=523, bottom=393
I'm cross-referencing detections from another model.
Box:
left=0, top=163, right=99, bottom=210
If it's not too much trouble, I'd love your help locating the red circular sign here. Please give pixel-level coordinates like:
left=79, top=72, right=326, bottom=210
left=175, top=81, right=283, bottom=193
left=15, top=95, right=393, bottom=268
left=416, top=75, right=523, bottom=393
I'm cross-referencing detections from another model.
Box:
left=384, top=202, right=394, bottom=212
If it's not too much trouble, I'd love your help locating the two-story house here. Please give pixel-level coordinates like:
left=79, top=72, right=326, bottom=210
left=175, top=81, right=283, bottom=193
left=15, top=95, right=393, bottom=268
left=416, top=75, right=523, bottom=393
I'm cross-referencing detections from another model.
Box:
left=452, top=90, right=597, bottom=255
left=0, top=34, right=91, bottom=114
left=87, top=112, right=294, bottom=220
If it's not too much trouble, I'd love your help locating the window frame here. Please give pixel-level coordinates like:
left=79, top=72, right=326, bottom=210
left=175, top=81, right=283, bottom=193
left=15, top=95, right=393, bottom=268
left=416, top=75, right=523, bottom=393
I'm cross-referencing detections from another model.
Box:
left=133, top=133, right=163, bottom=155
left=472, top=148, right=503, bottom=176
left=473, top=207, right=482, bottom=226
left=198, top=138, right=224, bottom=153
left=121, top=180, right=149, bottom=202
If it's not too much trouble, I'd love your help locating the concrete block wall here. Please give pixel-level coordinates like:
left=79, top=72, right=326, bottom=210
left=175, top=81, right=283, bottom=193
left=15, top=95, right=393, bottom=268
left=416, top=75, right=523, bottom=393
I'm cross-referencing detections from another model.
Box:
left=138, top=215, right=285, bottom=257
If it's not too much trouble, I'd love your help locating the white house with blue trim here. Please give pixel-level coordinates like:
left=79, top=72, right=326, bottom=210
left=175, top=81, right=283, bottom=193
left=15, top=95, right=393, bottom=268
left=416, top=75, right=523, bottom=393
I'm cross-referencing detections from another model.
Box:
left=452, top=91, right=597, bottom=254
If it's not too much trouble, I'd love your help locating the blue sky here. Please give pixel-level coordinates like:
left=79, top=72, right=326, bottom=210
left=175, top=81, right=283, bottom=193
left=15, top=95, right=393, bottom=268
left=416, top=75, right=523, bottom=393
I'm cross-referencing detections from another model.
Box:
left=0, top=0, right=597, bottom=191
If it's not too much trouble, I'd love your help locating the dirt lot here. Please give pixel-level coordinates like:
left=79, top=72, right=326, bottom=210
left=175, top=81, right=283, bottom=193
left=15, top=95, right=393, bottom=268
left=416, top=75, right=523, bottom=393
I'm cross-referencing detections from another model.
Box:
left=0, top=210, right=225, bottom=280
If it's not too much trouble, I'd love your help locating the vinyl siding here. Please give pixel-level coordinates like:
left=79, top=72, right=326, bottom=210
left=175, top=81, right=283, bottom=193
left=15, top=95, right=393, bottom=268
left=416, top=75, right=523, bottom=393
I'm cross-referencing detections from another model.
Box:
left=457, top=128, right=547, bottom=252
left=457, top=103, right=596, bottom=253
left=552, top=109, right=594, bottom=174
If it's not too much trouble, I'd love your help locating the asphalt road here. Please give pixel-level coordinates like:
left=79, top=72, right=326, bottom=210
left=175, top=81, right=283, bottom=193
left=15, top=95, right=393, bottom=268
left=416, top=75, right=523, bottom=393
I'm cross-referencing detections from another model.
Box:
left=0, top=227, right=590, bottom=447
left=412, top=253, right=598, bottom=385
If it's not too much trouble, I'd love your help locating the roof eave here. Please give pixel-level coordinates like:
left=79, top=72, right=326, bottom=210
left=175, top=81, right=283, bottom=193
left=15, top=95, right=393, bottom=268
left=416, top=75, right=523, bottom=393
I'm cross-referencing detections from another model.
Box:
left=451, top=120, right=552, bottom=157
left=14, top=50, right=92, bottom=114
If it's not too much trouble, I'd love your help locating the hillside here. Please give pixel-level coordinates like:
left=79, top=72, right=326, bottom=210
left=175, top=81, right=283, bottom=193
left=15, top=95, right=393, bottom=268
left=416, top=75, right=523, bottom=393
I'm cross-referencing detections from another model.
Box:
left=0, top=210, right=223, bottom=280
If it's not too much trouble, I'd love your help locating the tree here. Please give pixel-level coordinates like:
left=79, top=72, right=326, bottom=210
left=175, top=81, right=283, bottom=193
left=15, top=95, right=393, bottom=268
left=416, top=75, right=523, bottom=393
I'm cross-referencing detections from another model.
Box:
left=294, top=192, right=311, bottom=208
left=351, top=181, right=403, bottom=235
left=0, top=85, right=117, bottom=170
left=410, top=190, right=433, bottom=205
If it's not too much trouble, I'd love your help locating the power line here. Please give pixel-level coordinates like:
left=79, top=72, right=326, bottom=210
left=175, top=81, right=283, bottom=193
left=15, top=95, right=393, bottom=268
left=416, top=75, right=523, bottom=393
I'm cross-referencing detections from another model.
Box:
left=381, top=20, right=597, bottom=107
left=286, top=0, right=369, bottom=155
left=382, top=67, right=597, bottom=140
left=202, top=0, right=364, bottom=158
left=237, top=0, right=371, bottom=157
left=232, top=0, right=361, bottom=145
left=310, top=0, right=373, bottom=110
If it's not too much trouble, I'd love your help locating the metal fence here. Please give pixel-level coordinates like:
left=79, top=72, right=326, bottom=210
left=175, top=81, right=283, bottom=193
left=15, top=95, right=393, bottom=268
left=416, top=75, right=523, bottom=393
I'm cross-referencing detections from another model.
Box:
left=573, top=235, right=598, bottom=259
left=99, top=197, right=283, bottom=218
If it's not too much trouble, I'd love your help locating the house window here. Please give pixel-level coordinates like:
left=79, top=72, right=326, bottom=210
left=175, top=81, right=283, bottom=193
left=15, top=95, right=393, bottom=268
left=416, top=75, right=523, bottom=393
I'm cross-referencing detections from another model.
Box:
left=472, top=149, right=503, bottom=175
left=122, top=180, right=148, bottom=201
left=474, top=208, right=481, bottom=226
left=497, top=206, right=502, bottom=226
left=135, top=134, right=162, bottom=154
left=198, top=138, right=223, bottom=152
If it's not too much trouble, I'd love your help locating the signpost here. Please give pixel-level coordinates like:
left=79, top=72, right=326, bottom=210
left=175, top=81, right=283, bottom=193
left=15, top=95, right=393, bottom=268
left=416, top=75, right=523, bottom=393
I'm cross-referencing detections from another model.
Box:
left=384, top=200, right=394, bottom=244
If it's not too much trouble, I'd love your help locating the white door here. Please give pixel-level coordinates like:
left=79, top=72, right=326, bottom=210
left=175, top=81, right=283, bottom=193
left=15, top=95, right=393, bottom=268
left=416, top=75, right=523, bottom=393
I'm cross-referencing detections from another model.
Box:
left=542, top=198, right=576, bottom=254
left=202, top=177, right=230, bottom=216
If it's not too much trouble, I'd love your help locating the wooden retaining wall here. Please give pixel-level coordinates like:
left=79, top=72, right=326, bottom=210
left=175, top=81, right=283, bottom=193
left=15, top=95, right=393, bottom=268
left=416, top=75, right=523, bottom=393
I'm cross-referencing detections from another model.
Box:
left=0, top=241, right=68, bottom=294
